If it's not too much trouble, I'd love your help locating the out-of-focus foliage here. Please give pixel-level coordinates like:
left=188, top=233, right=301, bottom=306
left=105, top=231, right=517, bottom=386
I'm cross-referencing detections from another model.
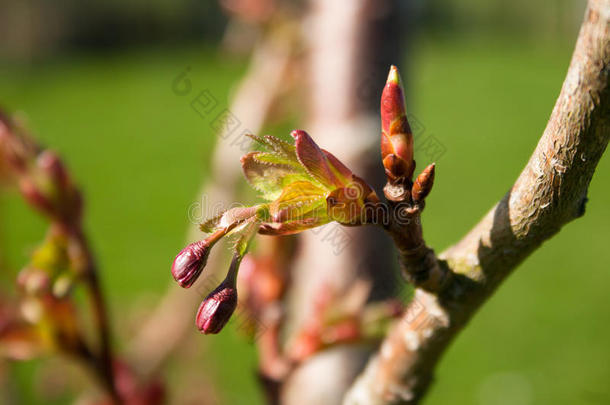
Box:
left=419, top=0, right=584, bottom=37
left=0, top=0, right=585, bottom=62
left=0, top=0, right=226, bottom=61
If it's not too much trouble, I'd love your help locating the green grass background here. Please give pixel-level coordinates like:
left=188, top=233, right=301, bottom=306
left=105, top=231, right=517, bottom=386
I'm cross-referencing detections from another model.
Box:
left=1, top=33, right=609, bottom=404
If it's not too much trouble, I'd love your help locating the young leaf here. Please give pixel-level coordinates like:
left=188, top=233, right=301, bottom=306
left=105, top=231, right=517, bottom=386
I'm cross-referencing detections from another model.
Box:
left=292, top=130, right=342, bottom=189
left=269, top=181, right=327, bottom=222
left=326, top=175, right=378, bottom=225
left=322, top=150, right=353, bottom=185
left=241, top=152, right=315, bottom=200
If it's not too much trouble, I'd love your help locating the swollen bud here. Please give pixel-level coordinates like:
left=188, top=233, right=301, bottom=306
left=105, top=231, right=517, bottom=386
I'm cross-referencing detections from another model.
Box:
left=18, top=177, right=54, bottom=216
left=197, top=282, right=237, bottom=335
left=37, top=151, right=69, bottom=189
left=196, top=253, right=242, bottom=334
left=0, top=112, right=28, bottom=174
left=171, top=240, right=211, bottom=288
left=196, top=282, right=238, bottom=334
left=411, top=163, right=435, bottom=203
left=17, top=268, right=51, bottom=296
left=380, top=65, right=414, bottom=183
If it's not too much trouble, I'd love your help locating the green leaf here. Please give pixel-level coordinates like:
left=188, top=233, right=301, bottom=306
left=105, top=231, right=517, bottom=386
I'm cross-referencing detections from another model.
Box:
left=247, top=134, right=296, bottom=159
left=252, top=151, right=301, bottom=168
left=241, top=152, right=316, bottom=200
left=270, top=181, right=327, bottom=222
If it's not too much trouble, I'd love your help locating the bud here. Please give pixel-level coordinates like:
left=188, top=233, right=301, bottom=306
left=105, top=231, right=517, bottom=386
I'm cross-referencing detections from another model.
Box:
left=18, top=177, right=54, bottom=216
left=52, top=274, right=74, bottom=298
left=196, top=253, right=241, bottom=334
left=17, top=268, right=51, bottom=295
left=37, top=151, right=83, bottom=224
left=411, top=163, right=435, bottom=203
left=0, top=115, right=35, bottom=175
left=37, top=150, right=69, bottom=189
left=20, top=297, right=43, bottom=324
left=380, top=65, right=414, bottom=183
left=171, top=240, right=211, bottom=288
left=196, top=279, right=238, bottom=335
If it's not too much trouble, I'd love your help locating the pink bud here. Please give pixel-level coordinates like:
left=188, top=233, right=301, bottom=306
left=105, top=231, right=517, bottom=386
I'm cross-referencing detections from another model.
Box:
left=380, top=65, right=415, bottom=183
left=18, top=177, right=54, bottom=216
left=196, top=280, right=238, bottom=334
left=16, top=268, right=51, bottom=295
left=36, top=150, right=69, bottom=189
left=171, top=240, right=210, bottom=288
left=196, top=253, right=242, bottom=334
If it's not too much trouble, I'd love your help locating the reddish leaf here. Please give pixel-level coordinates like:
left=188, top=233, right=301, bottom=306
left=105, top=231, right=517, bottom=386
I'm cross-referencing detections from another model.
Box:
left=292, top=130, right=343, bottom=188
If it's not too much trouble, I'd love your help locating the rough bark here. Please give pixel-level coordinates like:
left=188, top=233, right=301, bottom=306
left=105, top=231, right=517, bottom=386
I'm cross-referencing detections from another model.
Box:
left=344, top=1, right=610, bottom=403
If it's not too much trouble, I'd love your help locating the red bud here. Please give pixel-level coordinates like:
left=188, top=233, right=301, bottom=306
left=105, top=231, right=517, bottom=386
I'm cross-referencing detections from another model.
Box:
left=17, top=268, right=51, bottom=295
left=196, top=253, right=243, bottom=334
left=380, top=66, right=414, bottom=183
left=18, top=177, right=54, bottom=216
left=171, top=240, right=211, bottom=288
left=196, top=280, right=238, bottom=334
left=37, top=151, right=69, bottom=189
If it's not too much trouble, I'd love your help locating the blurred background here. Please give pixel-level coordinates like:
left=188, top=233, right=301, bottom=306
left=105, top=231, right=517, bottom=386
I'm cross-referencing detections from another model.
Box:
left=1, top=0, right=608, bottom=404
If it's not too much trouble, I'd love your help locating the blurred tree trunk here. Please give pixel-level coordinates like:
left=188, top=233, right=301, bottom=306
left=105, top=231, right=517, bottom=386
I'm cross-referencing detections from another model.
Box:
left=281, top=1, right=411, bottom=403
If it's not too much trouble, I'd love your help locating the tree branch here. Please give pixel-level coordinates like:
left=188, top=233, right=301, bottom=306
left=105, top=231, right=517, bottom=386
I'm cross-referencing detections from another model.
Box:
left=344, top=1, right=610, bottom=403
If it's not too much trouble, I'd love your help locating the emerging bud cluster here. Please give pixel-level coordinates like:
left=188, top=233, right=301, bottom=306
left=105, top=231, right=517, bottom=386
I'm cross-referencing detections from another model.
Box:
left=17, top=230, right=76, bottom=299
left=172, top=65, right=437, bottom=337
left=172, top=129, right=380, bottom=334
left=0, top=111, right=93, bottom=359
left=0, top=113, right=82, bottom=226
left=2, top=109, right=166, bottom=404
